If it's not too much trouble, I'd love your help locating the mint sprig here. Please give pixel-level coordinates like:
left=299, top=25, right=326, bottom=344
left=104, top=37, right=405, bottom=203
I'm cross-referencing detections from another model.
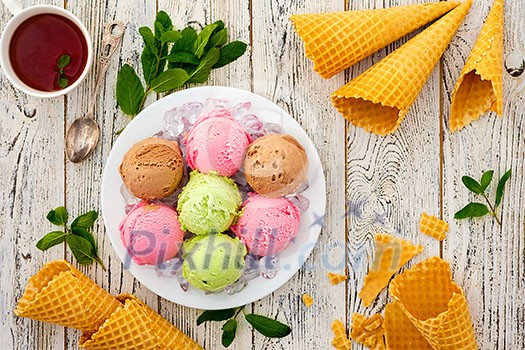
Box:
left=56, top=54, right=71, bottom=89
left=454, top=169, right=511, bottom=225
left=36, top=206, right=106, bottom=269
left=116, top=11, right=247, bottom=118
left=198, top=307, right=291, bottom=347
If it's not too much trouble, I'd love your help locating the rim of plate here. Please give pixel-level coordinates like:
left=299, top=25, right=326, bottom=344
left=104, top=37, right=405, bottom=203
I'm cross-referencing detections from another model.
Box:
left=101, top=86, right=326, bottom=309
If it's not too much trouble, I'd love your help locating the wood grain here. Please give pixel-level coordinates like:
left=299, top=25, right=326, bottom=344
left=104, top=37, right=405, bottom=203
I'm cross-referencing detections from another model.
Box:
left=442, top=0, right=525, bottom=348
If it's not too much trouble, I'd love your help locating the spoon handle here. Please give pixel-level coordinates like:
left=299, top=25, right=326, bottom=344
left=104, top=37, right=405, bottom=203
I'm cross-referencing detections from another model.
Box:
left=88, top=21, right=126, bottom=117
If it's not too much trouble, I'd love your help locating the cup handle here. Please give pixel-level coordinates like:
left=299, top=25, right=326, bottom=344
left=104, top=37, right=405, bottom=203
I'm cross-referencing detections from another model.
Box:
left=2, top=0, right=23, bottom=15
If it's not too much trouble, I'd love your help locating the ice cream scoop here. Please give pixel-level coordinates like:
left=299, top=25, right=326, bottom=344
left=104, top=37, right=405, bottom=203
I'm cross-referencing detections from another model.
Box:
left=186, top=109, right=251, bottom=177
left=182, top=233, right=247, bottom=292
left=119, top=137, right=184, bottom=200
left=177, top=171, right=242, bottom=235
left=244, top=134, right=308, bottom=197
left=119, top=201, right=185, bottom=265
left=231, top=194, right=301, bottom=256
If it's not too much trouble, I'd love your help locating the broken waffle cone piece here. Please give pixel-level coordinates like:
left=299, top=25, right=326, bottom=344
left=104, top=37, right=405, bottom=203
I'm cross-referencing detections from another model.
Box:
left=384, top=301, right=432, bottom=350
left=450, top=0, right=504, bottom=132
left=290, top=1, right=459, bottom=79
left=328, top=272, right=348, bottom=285
left=331, top=319, right=352, bottom=350
left=80, top=294, right=202, bottom=350
left=14, top=260, right=121, bottom=334
left=302, top=293, right=314, bottom=307
left=389, top=257, right=477, bottom=350
left=350, top=313, right=386, bottom=350
left=331, top=0, right=472, bottom=135
left=420, top=212, right=449, bottom=241
left=359, top=233, right=423, bottom=307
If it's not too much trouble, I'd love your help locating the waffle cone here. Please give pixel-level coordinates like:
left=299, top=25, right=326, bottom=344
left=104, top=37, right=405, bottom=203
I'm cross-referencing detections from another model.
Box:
left=389, top=257, right=477, bottom=350
left=14, top=260, right=121, bottom=333
left=359, top=233, right=423, bottom=307
left=384, top=301, right=432, bottom=349
left=290, top=1, right=459, bottom=79
left=331, top=0, right=472, bottom=135
left=80, top=294, right=202, bottom=350
left=450, top=0, right=504, bottom=132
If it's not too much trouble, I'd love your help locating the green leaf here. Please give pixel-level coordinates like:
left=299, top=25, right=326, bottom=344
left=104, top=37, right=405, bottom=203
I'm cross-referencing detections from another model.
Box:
left=221, top=319, right=237, bottom=347
left=116, top=64, right=145, bottom=116
left=193, top=22, right=219, bottom=58
left=47, top=206, right=68, bottom=226
left=66, top=235, right=96, bottom=265
left=141, top=46, right=159, bottom=84
left=57, top=54, right=71, bottom=68
left=71, top=226, right=97, bottom=250
left=210, top=28, right=228, bottom=47
left=160, top=30, right=181, bottom=43
left=461, top=176, right=483, bottom=194
left=213, top=40, right=247, bottom=68
left=36, top=231, right=67, bottom=251
left=58, top=77, right=69, bottom=88
left=244, top=314, right=292, bottom=338
left=165, top=51, right=200, bottom=65
left=480, top=170, right=494, bottom=192
left=150, top=68, right=189, bottom=93
left=71, top=210, right=98, bottom=229
left=197, top=308, right=237, bottom=326
left=139, top=26, right=158, bottom=55
left=454, top=202, right=489, bottom=220
left=495, top=169, right=511, bottom=207
left=154, top=11, right=173, bottom=39
left=173, top=27, right=198, bottom=52
left=187, top=47, right=220, bottom=84
left=157, top=43, right=169, bottom=76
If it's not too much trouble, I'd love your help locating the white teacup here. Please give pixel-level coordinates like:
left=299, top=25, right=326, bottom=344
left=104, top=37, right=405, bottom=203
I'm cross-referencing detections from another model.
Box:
left=0, top=0, right=92, bottom=98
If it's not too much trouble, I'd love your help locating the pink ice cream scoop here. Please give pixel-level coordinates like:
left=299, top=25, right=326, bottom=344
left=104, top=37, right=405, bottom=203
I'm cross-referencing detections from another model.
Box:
left=185, top=109, right=251, bottom=177
left=119, top=201, right=185, bottom=265
left=231, top=194, right=301, bottom=256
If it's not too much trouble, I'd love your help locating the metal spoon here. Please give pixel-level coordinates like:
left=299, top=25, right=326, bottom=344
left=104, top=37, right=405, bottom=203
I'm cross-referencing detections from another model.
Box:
left=66, top=21, right=125, bottom=163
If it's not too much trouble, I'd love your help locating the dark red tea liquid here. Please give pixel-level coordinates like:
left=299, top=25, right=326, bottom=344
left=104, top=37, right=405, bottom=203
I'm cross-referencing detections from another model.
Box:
left=9, top=14, right=88, bottom=92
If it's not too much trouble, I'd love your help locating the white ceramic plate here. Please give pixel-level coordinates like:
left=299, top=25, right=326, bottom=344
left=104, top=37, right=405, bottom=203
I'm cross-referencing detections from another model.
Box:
left=101, top=86, right=326, bottom=309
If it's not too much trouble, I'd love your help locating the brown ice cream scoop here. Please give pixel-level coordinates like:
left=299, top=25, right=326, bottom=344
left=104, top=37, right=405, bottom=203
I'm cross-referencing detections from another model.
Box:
left=119, top=137, right=184, bottom=200
left=244, top=134, right=308, bottom=197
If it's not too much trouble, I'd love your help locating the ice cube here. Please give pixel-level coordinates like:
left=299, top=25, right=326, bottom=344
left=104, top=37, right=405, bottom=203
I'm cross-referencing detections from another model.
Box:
left=231, top=101, right=251, bottom=119
left=260, top=255, right=280, bottom=279
left=286, top=193, right=310, bottom=214
left=163, top=107, right=186, bottom=138
left=239, top=114, right=264, bottom=136
left=204, top=98, right=229, bottom=111
left=181, top=102, right=204, bottom=122
left=120, top=184, right=140, bottom=208
left=225, top=276, right=248, bottom=295
left=243, top=255, right=260, bottom=281
left=264, top=122, right=283, bottom=135
left=155, top=257, right=183, bottom=277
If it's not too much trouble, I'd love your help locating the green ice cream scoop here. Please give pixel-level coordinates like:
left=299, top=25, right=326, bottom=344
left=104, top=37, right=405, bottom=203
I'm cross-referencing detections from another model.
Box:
left=182, top=233, right=247, bottom=292
left=177, top=171, right=242, bottom=235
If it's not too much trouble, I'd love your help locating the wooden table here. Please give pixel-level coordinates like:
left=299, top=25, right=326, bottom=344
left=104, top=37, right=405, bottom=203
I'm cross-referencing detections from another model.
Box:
left=1, top=0, right=524, bottom=349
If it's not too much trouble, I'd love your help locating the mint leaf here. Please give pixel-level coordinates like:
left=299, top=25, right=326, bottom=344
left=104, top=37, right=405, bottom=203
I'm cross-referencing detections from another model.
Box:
left=141, top=46, right=159, bottom=84
left=66, top=235, right=96, bottom=265
left=197, top=308, right=237, bottom=326
left=47, top=206, right=68, bottom=226
left=173, top=27, right=197, bottom=52
left=71, top=226, right=97, bottom=250
left=495, top=169, right=511, bottom=207
left=139, top=26, right=158, bottom=55
left=58, top=77, right=69, bottom=88
left=193, top=22, right=219, bottom=58
left=165, top=51, right=200, bottom=65
left=116, top=64, right=145, bottom=116
left=71, top=210, right=98, bottom=229
left=187, top=47, right=220, bottom=84
left=461, top=176, right=483, bottom=194
left=213, top=41, right=247, bottom=68
left=221, top=319, right=237, bottom=347
left=210, top=28, right=228, bottom=47
left=150, top=68, right=189, bottom=93
left=160, top=30, right=181, bottom=43
left=480, top=170, right=494, bottom=192
left=454, top=202, right=489, bottom=219
left=57, top=54, right=71, bottom=69
left=154, top=11, right=173, bottom=39
left=36, top=231, right=67, bottom=251
left=245, top=314, right=291, bottom=338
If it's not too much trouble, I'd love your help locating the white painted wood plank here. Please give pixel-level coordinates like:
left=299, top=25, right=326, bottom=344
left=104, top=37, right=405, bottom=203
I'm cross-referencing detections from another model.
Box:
left=0, top=1, right=66, bottom=349
left=251, top=1, right=346, bottom=349
left=442, top=0, right=525, bottom=348
left=63, top=0, right=158, bottom=348
left=345, top=1, right=442, bottom=349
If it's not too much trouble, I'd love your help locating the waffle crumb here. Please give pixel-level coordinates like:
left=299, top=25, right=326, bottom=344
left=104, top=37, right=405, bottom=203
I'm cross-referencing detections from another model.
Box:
left=328, top=272, right=348, bottom=285
left=350, top=313, right=386, bottom=350
left=419, top=212, right=449, bottom=241
left=331, top=319, right=351, bottom=350
left=302, top=293, right=314, bottom=307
